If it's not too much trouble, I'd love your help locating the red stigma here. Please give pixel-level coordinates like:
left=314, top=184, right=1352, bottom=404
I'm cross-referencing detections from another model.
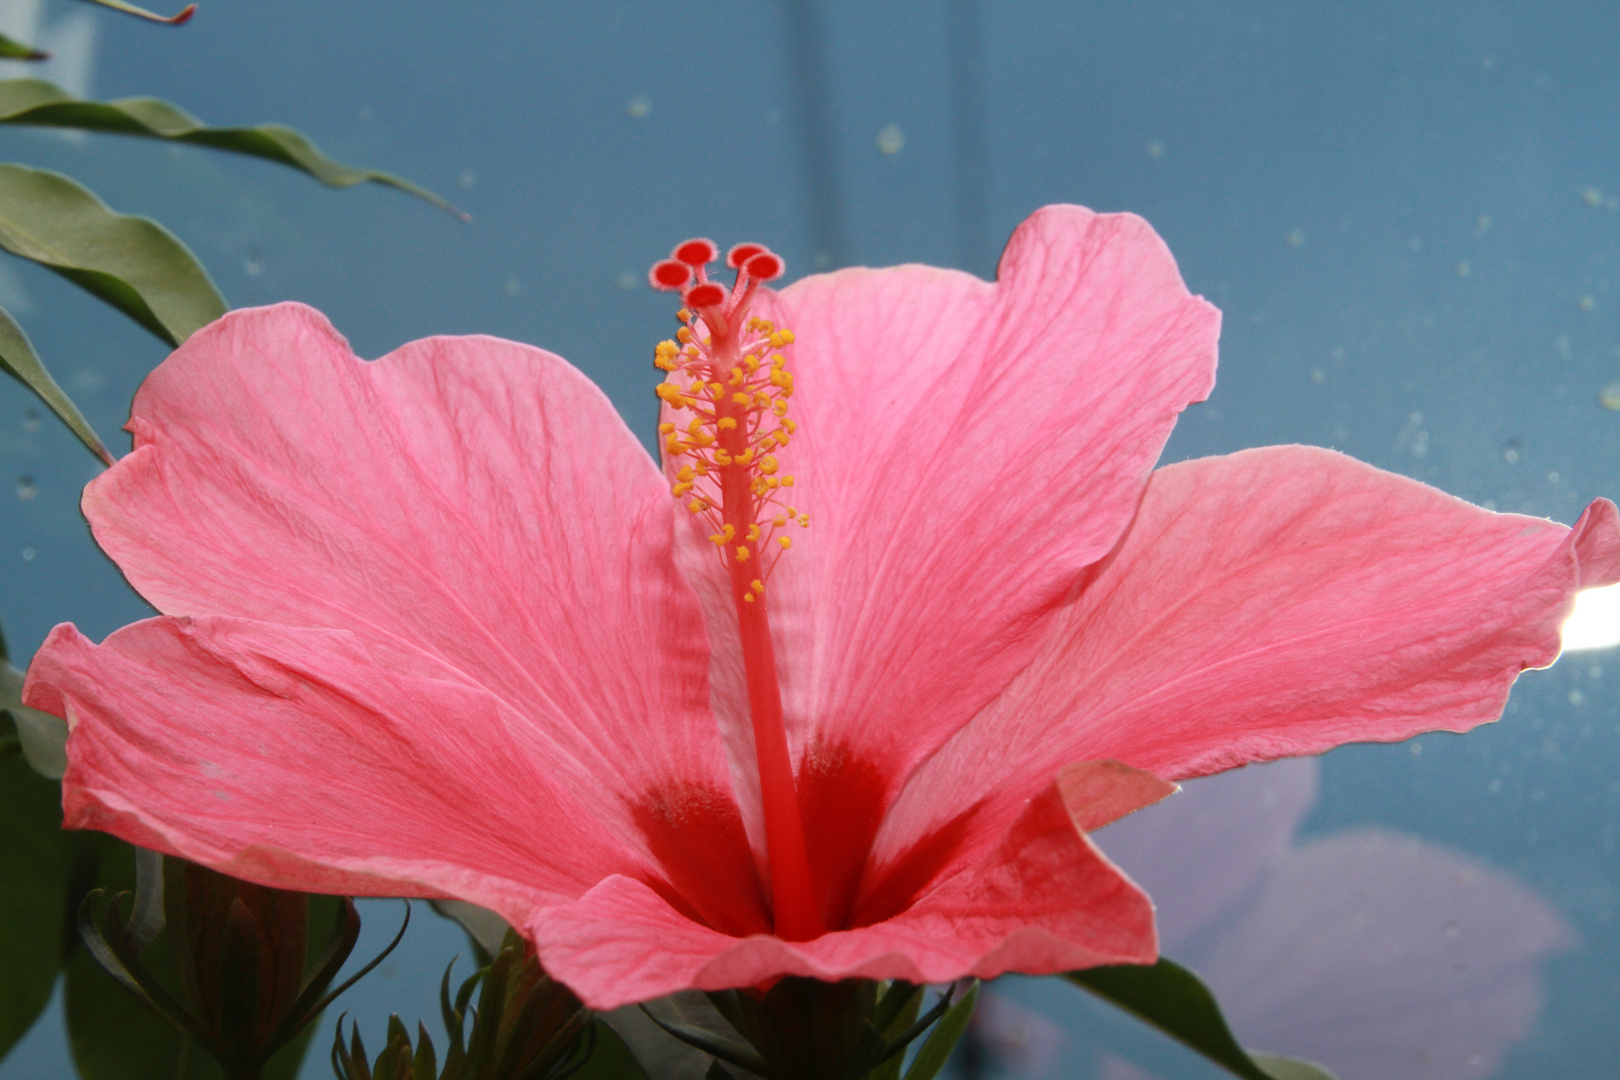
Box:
left=650, top=260, right=692, bottom=291
left=727, top=243, right=765, bottom=268
left=745, top=252, right=784, bottom=281
left=686, top=282, right=726, bottom=308
left=674, top=239, right=719, bottom=267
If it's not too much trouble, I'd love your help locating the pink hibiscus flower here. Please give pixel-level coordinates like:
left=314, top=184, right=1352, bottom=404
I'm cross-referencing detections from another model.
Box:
left=23, top=205, right=1620, bottom=1010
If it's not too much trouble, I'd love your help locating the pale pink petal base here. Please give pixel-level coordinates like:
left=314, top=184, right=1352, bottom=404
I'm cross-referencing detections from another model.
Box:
left=533, top=766, right=1161, bottom=1009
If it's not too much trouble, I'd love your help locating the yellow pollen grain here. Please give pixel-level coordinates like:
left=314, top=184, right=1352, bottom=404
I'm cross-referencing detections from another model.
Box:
left=730, top=392, right=749, bottom=405
left=751, top=579, right=764, bottom=594
left=759, top=455, right=779, bottom=475
left=745, top=355, right=761, bottom=371
left=782, top=476, right=796, bottom=487
left=773, top=401, right=789, bottom=417
left=765, top=477, right=780, bottom=489
left=743, top=593, right=755, bottom=602
left=688, top=498, right=706, bottom=514
left=677, top=465, right=695, bottom=481
left=714, top=448, right=732, bottom=465
left=658, top=422, right=675, bottom=434
left=736, top=545, right=751, bottom=562
left=779, top=536, right=792, bottom=549
left=717, top=417, right=738, bottom=430
left=746, top=523, right=761, bottom=541
left=729, top=367, right=745, bottom=385
left=677, top=327, right=693, bottom=343
left=737, top=447, right=755, bottom=465
left=677, top=308, right=692, bottom=323
left=687, top=418, right=704, bottom=434
left=783, top=418, right=797, bottom=433
left=665, top=437, right=685, bottom=456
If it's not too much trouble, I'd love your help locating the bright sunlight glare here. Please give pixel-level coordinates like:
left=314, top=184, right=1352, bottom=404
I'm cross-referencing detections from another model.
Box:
left=1560, top=583, right=1620, bottom=652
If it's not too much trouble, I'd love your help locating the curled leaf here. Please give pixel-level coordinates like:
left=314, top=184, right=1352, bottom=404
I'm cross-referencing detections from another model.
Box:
left=0, top=302, right=112, bottom=465
left=75, top=0, right=196, bottom=25
left=0, top=79, right=467, bottom=219
left=0, top=163, right=225, bottom=346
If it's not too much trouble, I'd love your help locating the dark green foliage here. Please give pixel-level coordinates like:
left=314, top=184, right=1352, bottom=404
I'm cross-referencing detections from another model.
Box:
left=331, top=933, right=594, bottom=1080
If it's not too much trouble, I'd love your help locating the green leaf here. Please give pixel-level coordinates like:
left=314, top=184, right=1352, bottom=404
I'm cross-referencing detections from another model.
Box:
left=900, top=982, right=977, bottom=1080
left=0, top=162, right=226, bottom=346
left=1066, top=960, right=1338, bottom=1080
left=0, top=79, right=468, bottom=220
left=77, top=0, right=196, bottom=24
left=0, top=303, right=111, bottom=467
left=65, top=840, right=322, bottom=1080
left=0, top=754, right=74, bottom=1060
left=573, top=1020, right=651, bottom=1080
left=1249, top=1053, right=1339, bottom=1080
left=0, top=35, right=48, bottom=61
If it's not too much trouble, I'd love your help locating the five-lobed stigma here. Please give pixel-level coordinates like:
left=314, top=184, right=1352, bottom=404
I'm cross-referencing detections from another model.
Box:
left=650, top=239, right=809, bottom=599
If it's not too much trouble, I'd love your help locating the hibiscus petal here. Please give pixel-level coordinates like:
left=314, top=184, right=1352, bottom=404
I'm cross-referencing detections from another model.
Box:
left=532, top=767, right=1157, bottom=1010
left=873, top=446, right=1620, bottom=886
left=25, top=616, right=652, bottom=926
left=676, top=206, right=1219, bottom=905
left=76, top=302, right=727, bottom=813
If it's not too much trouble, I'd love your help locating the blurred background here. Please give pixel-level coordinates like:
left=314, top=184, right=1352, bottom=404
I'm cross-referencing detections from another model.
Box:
left=1, top=2, right=1618, bottom=1077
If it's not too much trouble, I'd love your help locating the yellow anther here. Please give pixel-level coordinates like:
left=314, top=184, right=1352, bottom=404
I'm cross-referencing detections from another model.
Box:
left=688, top=498, right=706, bottom=514
left=755, top=391, right=773, bottom=406
left=658, top=422, right=676, bottom=434
left=770, top=331, right=793, bottom=348
left=677, top=465, right=695, bottom=482
left=677, top=326, right=693, bottom=344
left=779, top=536, right=792, bottom=549
left=704, top=335, right=713, bottom=346
left=714, top=448, right=732, bottom=465
left=665, top=436, right=685, bottom=456
left=773, top=400, right=790, bottom=417
left=733, top=392, right=751, bottom=405
left=687, top=417, right=705, bottom=435
left=709, top=524, right=736, bottom=546
left=710, top=382, right=725, bottom=396
left=744, top=355, right=761, bottom=371
left=677, top=308, right=692, bottom=323
left=736, top=545, right=751, bottom=562
left=684, top=345, right=700, bottom=358
left=736, top=447, right=754, bottom=465
left=717, top=417, right=738, bottom=430
left=782, top=476, right=796, bottom=487
left=751, top=579, right=765, bottom=594
left=759, top=455, right=779, bottom=475
left=692, top=430, right=715, bottom=447
left=694, top=461, right=709, bottom=476
left=756, top=318, right=775, bottom=333
left=743, top=593, right=756, bottom=602
left=783, top=418, right=798, bottom=433
left=798, top=513, right=810, bottom=526
left=672, top=482, right=693, bottom=496
left=746, top=523, right=761, bottom=541
left=729, top=367, right=745, bottom=386
left=771, top=353, right=786, bottom=369
left=765, top=477, right=780, bottom=489
left=773, top=515, right=788, bottom=527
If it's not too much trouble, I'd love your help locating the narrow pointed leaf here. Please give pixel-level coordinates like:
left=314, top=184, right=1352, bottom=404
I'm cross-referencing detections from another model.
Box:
left=1066, top=961, right=1338, bottom=1080
left=1248, top=1053, right=1339, bottom=1080
left=900, top=982, right=977, bottom=1080
left=0, top=163, right=225, bottom=345
left=78, top=0, right=196, bottom=24
left=0, top=303, right=112, bottom=466
left=0, top=35, right=48, bottom=61
left=0, top=79, right=466, bottom=219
